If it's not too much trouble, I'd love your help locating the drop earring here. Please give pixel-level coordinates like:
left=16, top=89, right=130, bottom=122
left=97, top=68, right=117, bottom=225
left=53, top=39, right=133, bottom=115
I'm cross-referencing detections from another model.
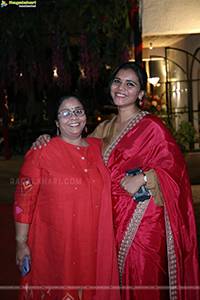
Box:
left=139, top=98, right=143, bottom=106
left=84, top=126, right=88, bottom=133
left=57, top=127, right=60, bottom=136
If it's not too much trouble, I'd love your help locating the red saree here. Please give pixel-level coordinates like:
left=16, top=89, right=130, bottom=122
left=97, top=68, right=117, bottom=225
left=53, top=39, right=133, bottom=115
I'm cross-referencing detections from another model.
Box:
left=14, top=137, right=121, bottom=300
left=102, top=111, right=199, bottom=300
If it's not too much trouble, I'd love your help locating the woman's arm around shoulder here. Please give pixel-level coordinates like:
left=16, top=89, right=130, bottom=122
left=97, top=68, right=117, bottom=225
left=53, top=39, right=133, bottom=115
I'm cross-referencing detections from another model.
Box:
left=32, top=134, right=51, bottom=150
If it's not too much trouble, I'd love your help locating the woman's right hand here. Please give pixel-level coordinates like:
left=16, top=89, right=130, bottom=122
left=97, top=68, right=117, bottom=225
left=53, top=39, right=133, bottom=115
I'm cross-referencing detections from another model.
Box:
left=16, top=241, right=31, bottom=271
left=120, top=173, right=145, bottom=197
left=32, top=134, right=51, bottom=150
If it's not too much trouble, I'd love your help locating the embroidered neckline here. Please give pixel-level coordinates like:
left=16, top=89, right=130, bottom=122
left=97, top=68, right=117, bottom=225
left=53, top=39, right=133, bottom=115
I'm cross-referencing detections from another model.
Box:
left=103, top=110, right=148, bottom=166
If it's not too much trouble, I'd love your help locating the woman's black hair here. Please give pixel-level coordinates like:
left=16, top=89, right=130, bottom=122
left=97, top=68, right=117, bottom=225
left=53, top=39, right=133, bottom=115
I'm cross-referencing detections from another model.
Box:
left=53, top=92, right=86, bottom=122
left=108, top=62, right=148, bottom=105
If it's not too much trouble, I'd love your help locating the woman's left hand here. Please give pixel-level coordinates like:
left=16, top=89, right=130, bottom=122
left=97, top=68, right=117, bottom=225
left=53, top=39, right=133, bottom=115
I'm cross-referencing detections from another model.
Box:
left=16, top=241, right=31, bottom=271
left=120, top=174, right=145, bottom=196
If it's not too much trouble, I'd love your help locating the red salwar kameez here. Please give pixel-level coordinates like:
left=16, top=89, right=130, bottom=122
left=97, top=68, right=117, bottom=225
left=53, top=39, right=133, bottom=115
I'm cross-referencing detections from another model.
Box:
left=14, top=137, right=121, bottom=300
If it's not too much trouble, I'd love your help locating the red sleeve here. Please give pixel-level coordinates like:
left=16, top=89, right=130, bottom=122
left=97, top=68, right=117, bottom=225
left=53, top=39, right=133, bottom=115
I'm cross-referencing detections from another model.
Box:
left=13, top=149, right=42, bottom=224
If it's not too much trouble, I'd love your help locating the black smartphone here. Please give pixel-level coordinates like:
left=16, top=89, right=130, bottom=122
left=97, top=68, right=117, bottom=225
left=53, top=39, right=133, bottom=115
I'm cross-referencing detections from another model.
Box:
left=126, top=167, right=151, bottom=202
left=22, top=257, right=30, bottom=276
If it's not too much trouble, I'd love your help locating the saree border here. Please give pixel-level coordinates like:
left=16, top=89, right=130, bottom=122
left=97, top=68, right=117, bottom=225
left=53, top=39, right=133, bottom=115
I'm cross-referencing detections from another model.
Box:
left=103, top=110, right=150, bottom=285
left=118, top=199, right=150, bottom=286
left=164, top=205, right=178, bottom=300
left=103, top=110, right=148, bottom=166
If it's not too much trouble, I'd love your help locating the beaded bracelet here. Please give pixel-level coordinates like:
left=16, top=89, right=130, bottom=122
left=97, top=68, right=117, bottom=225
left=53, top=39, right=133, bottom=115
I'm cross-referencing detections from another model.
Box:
left=15, top=236, right=28, bottom=242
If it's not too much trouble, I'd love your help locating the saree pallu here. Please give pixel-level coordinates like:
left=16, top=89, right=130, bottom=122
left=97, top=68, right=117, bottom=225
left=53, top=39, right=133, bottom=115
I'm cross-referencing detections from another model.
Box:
left=103, top=111, right=199, bottom=300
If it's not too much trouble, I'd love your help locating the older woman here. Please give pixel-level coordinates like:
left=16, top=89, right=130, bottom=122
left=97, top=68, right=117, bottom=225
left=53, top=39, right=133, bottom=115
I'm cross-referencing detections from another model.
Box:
left=14, top=93, right=121, bottom=300
left=33, top=62, right=199, bottom=300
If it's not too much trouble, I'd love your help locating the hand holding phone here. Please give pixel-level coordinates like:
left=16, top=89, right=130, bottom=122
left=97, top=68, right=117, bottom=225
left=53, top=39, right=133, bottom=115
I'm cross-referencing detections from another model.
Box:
left=126, top=167, right=151, bottom=202
left=22, top=257, right=30, bottom=276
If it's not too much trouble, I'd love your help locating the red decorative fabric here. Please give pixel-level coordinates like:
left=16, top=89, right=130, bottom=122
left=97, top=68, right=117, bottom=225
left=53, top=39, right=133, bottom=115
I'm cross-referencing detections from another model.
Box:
left=105, top=113, right=199, bottom=300
left=14, top=137, right=120, bottom=300
left=0, top=88, right=11, bottom=159
left=130, top=0, right=138, bottom=26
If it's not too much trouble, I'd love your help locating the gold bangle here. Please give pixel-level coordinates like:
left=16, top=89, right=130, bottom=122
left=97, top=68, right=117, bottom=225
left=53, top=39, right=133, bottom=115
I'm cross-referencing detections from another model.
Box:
left=15, top=236, right=28, bottom=242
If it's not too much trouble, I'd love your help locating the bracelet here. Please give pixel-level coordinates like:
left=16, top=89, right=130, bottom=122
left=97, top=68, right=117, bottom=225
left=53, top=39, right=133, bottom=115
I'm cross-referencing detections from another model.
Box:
left=15, top=236, right=28, bottom=242
left=143, top=173, right=147, bottom=184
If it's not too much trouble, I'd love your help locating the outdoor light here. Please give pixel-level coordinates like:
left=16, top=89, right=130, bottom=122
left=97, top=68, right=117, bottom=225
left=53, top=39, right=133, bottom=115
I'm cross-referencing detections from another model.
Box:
left=53, top=67, right=58, bottom=78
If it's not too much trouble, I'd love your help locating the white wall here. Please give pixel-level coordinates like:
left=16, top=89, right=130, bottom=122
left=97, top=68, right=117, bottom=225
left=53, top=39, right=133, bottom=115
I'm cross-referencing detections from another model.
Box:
left=142, top=0, right=200, bottom=36
left=171, top=34, right=200, bottom=55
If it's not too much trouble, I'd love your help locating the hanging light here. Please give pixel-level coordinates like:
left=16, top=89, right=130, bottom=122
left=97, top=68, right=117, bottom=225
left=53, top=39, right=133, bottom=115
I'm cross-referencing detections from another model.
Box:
left=148, top=77, right=160, bottom=85
left=149, top=43, right=153, bottom=50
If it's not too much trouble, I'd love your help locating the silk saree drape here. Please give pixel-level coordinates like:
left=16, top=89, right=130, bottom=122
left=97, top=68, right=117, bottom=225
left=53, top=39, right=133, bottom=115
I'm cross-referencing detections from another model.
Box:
left=99, top=111, right=199, bottom=300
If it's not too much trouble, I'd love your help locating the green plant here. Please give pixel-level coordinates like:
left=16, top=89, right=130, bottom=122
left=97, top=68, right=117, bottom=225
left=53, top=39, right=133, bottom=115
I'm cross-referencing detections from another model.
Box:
left=162, top=115, right=200, bottom=152
left=145, top=92, right=200, bottom=152
left=174, top=120, right=200, bottom=152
